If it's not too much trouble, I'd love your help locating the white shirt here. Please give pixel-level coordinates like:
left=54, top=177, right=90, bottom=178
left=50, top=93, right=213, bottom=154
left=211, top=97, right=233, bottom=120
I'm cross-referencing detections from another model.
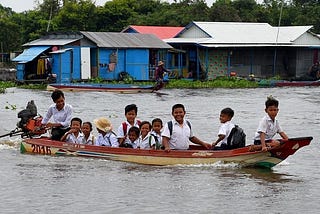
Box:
left=41, top=103, right=73, bottom=129
left=150, top=130, right=162, bottom=146
left=254, top=115, right=283, bottom=141
left=217, top=121, right=235, bottom=146
left=162, top=119, right=194, bottom=150
left=138, top=132, right=156, bottom=149
left=117, top=120, right=140, bottom=144
left=126, top=139, right=139, bottom=149
left=82, top=134, right=95, bottom=145
left=65, top=132, right=84, bottom=144
left=95, top=132, right=119, bottom=147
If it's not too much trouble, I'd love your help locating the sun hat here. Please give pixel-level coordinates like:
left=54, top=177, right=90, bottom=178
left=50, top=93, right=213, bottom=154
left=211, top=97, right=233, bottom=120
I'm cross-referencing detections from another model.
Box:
left=93, top=117, right=112, bottom=132
left=158, top=61, right=164, bottom=66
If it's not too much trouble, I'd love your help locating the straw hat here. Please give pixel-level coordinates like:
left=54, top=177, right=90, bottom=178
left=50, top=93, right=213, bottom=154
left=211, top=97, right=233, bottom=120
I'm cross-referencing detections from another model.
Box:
left=158, top=61, right=164, bottom=66
left=94, top=117, right=112, bottom=132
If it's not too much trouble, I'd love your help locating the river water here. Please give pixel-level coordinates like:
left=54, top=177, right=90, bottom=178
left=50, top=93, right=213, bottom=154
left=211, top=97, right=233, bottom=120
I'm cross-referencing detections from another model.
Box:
left=0, top=87, right=319, bottom=213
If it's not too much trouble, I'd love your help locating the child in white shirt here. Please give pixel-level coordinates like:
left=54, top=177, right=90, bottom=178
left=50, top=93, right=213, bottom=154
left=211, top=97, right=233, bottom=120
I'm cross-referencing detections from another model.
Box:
left=138, top=121, right=156, bottom=149
left=81, top=122, right=95, bottom=145
left=94, top=117, right=118, bottom=147
left=150, top=118, right=163, bottom=149
left=60, top=117, right=84, bottom=144
left=212, top=108, right=235, bottom=150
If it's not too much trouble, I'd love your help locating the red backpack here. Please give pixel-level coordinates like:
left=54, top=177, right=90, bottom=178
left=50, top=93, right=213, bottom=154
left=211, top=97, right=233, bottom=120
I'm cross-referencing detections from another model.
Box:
left=122, top=120, right=141, bottom=135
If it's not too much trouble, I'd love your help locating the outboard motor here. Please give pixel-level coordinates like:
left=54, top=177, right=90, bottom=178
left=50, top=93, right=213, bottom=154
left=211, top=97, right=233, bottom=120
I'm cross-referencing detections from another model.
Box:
left=16, top=100, right=45, bottom=137
left=17, top=100, right=38, bottom=131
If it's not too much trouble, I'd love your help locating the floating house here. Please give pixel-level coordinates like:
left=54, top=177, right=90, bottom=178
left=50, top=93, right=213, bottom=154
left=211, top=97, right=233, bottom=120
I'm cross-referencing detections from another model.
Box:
left=12, top=32, right=172, bottom=83
left=164, top=22, right=320, bottom=80
left=121, top=25, right=184, bottom=78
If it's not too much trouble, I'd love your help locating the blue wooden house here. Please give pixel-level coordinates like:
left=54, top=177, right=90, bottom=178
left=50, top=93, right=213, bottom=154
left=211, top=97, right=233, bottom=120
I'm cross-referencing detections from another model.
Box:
left=12, top=32, right=172, bottom=83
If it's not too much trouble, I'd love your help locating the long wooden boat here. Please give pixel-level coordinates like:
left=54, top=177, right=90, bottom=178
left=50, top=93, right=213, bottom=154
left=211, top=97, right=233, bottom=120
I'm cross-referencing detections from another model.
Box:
left=259, top=79, right=320, bottom=87
left=20, top=137, right=312, bottom=168
left=275, top=80, right=320, bottom=87
left=47, top=83, right=159, bottom=93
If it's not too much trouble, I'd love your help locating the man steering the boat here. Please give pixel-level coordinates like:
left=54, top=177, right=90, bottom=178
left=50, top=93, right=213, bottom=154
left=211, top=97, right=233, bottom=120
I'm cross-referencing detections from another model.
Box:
left=162, top=104, right=211, bottom=151
left=41, top=89, right=73, bottom=140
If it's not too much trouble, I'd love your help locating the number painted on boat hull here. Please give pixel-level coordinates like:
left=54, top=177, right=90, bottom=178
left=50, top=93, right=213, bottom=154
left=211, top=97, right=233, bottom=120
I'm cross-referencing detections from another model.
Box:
left=31, top=144, right=51, bottom=155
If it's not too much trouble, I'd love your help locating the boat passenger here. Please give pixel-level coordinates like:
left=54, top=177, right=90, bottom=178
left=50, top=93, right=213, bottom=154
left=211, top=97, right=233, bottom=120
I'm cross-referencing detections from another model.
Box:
left=162, top=104, right=211, bottom=151
left=137, top=121, right=156, bottom=149
left=60, top=117, right=84, bottom=144
left=117, top=104, right=141, bottom=146
left=212, top=108, right=235, bottom=150
left=81, top=122, right=95, bottom=145
left=41, top=89, right=73, bottom=140
left=94, top=117, right=118, bottom=147
left=150, top=118, right=163, bottom=149
left=121, top=126, right=140, bottom=148
left=253, top=96, right=289, bottom=152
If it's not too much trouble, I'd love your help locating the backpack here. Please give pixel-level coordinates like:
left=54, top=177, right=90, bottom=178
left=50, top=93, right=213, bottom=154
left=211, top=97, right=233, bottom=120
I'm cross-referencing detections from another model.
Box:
left=148, top=134, right=162, bottom=150
left=227, top=125, right=246, bottom=149
left=167, top=120, right=191, bottom=136
left=122, top=120, right=141, bottom=135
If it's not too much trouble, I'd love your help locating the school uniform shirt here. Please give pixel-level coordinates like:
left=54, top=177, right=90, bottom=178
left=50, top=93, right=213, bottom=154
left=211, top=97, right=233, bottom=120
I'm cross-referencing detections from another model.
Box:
left=41, top=103, right=73, bottom=129
left=65, top=132, right=84, bottom=144
left=138, top=132, right=156, bottom=149
left=254, top=115, right=283, bottom=141
left=95, top=132, right=119, bottom=147
left=126, top=139, right=139, bottom=149
left=217, top=121, right=235, bottom=147
left=162, top=119, right=194, bottom=150
left=150, top=130, right=162, bottom=146
left=117, top=120, right=140, bottom=144
left=82, top=134, right=95, bottom=145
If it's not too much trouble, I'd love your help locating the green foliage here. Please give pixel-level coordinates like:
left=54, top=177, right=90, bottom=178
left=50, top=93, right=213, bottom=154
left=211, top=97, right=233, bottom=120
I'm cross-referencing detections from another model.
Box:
left=17, top=84, right=47, bottom=90
left=166, top=77, right=258, bottom=89
left=5, top=101, right=17, bottom=110
left=53, top=0, right=97, bottom=31
left=0, top=81, right=16, bottom=93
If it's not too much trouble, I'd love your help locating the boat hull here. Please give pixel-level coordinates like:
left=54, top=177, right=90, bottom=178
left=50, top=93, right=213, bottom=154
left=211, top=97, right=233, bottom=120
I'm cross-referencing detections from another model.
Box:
left=275, top=81, right=320, bottom=87
left=20, top=137, right=312, bottom=168
left=47, top=83, right=156, bottom=93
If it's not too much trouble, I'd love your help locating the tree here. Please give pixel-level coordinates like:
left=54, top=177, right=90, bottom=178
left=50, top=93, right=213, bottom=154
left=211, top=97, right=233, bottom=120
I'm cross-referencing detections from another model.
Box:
left=53, top=0, right=98, bottom=31
left=0, top=18, right=21, bottom=52
left=231, top=0, right=259, bottom=22
left=208, top=0, right=241, bottom=22
left=96, top=0, right=136, bottom=32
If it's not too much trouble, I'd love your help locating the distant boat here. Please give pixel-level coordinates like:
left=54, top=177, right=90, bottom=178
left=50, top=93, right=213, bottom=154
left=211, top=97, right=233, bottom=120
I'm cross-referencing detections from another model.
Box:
left=47, top=82, right=161, bottom=93
left=274, top=80, right=320, bottom=87
left=258, top=79, right=320, bottom=87
left=20, top=136, right=312, bottom=169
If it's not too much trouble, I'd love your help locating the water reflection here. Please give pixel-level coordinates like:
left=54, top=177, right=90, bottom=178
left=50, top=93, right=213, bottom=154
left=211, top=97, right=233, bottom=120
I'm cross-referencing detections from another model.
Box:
left=238, top=167, right=297, bottom=183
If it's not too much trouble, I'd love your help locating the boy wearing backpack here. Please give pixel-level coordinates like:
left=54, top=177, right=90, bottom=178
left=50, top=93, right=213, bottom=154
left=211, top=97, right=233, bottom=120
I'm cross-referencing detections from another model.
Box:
left=162, top=104, right=211, bottom=151
left=117, top=104, right=141, bottom=146
left=212, top=108, right=236, bottom=150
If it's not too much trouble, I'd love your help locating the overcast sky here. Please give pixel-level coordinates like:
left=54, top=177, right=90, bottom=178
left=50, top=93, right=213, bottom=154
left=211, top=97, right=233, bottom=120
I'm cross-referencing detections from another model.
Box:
left=0, top=0, right=216, bottom=13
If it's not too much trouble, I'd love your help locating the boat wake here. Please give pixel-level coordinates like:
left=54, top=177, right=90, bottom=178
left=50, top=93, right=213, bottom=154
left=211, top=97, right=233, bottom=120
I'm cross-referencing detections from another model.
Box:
left=173, top=161, right=240, bottom=169
left=0, top=138, right=22, bottom=150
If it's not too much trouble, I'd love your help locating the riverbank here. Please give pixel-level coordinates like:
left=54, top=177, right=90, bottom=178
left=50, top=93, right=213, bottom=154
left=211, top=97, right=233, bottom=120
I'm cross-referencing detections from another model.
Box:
left=0, top=78, right=258, bottom=93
